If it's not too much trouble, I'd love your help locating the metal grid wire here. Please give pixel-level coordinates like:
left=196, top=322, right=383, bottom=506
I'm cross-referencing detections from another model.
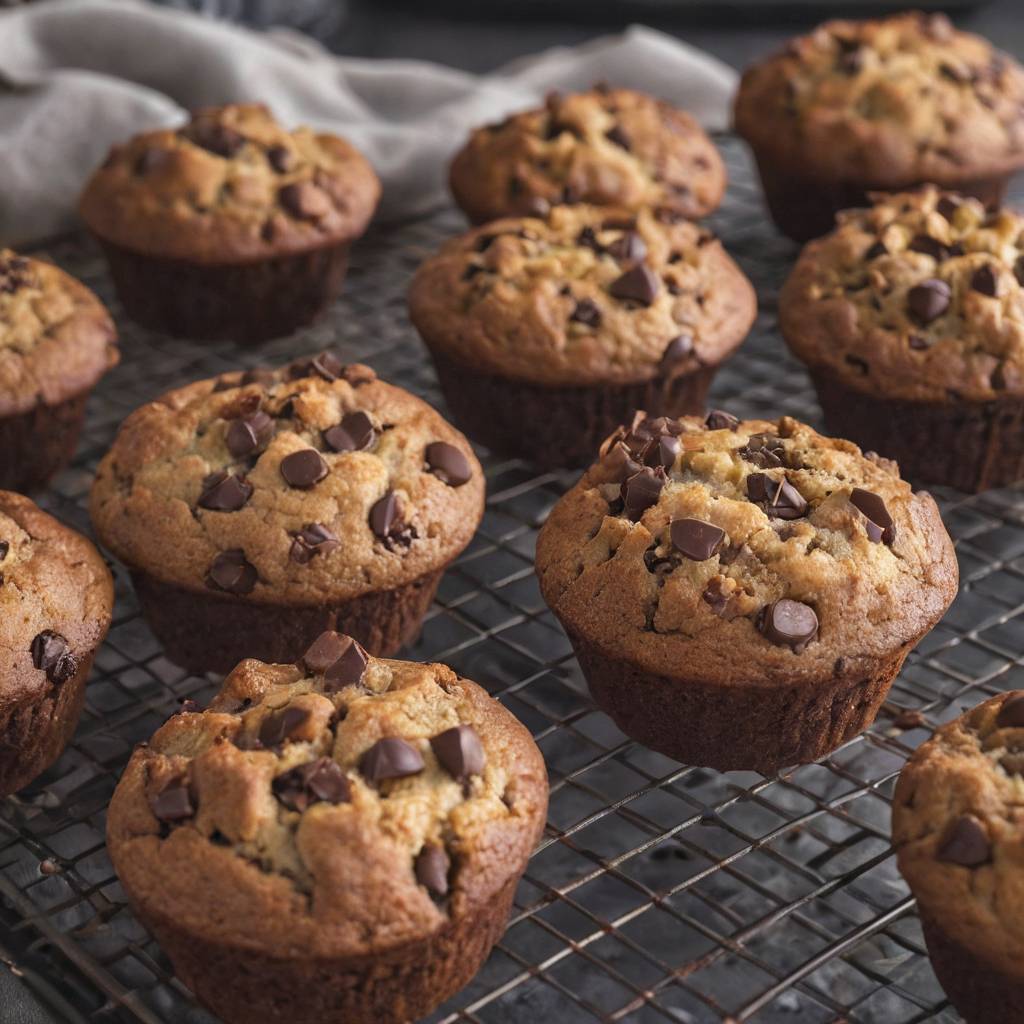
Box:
left=2, top=135, right=1022, bottom=1024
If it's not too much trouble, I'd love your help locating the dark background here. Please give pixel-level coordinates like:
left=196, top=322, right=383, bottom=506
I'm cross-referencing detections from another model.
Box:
left=3, top=0, right=1021, bottom=1020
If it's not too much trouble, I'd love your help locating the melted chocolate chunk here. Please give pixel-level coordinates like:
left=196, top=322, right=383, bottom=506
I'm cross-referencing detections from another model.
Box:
left=758, top=599, right=818, bottom=651
left=746, top=473, right=808, bottom=520
left=415, top=844, right=450, bottom=897
left=273, top=757, right=351, bottom=811
left=324, top=637, right=369, bottom=691
left=425, top=442, right=472, bottom=487
left=198, top=471, right=252, bottom=512
left=609, top=264, right=660, bottom=306
left=280, top=449, right=328, bottom=489
left=659, top=335, right=694, bottom=374
left=971, top=265, right=1000, bottom=297
left=570, top=297, right=602, bottom=327
left=996, top=693, right=1024, bottom=729
left=302, top=631, right=349, bottom=674
left=705, top=409, right=739, bottom=431
left=739, top=433, right=788, bottom=469
left=259, top=706, right=312, bottom=747
left=849, top=488, right=895, bottom=544
left=206, top=549, right=257, bottom=594
left=359, top=737, right=425, bottom=782
left=936, top=814, right=990, bottom=867
left=149, top=780, right=194, bottom=822
left=30, top=631, right=77, bottom=684
left=226, top=411, right=274, bottom=458
left=323, top=410, right=377, bottom=453
left=279, top=181, right=332, bottom=220
left=670, top=519, right=725, bottom=561
left=620, top=467, right=665, bottom=521
left=369, top=491, right=415, bottom=549
left=430, top=724, right=486, bottom=781
left=290, top=523, right=339, bottom=564
left=908, top=279, right=951, bottom=324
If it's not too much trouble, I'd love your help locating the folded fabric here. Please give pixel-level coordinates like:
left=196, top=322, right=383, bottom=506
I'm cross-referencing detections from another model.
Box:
left=0, top=0, right=737, bottom=244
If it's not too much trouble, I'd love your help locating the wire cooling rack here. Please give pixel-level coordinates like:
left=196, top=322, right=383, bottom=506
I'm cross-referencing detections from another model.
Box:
left=3, top=135, right=1023, bottom=1024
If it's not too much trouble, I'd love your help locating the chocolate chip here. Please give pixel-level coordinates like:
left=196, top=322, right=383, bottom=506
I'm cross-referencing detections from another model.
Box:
left=740, top=433, right=787, bottom=469
left=134, top=147, right=169, bottom=175
left=705, top=410, right=739, bottom=431
left=604, top=125, right=631, bottom=150
left=908, top=334, right=930, bottom=350
left=659, top=335, right=693, bottom=373
left=670, top=519, right=725, bottom=561
left=702, top=577, right=731, bottom=616
left=607, top=232, right=647, bottom=262
left=369, top=490, right=413, bottom=547
left=360, top=737, right=425, bottom=782
left=576, top=226, right=602, bottom=252
left=609, top=264, right=659, bottom=306
left=290, top=523, right=339, bottom=564
left=259, top=706, right=312, bottom=747
left=309, top=350, right=344, bottom=381
left=226, top=411, right=274, bottom=458
left=425, top=442, right=472, bottom=487
left=758, top=599, right=818, bottom=651
left=864, top=240, right=888, bottom=261
left=280, top=449, right=328, bottom=489
left=850, top=488, right=895, bottom=544
left=908, top=235, right=951, bottom=261
left=323, top=411, right=377, bottom=453
left=149, top=780, right=194, bottom=823
left=324, top=637, right=369, bottom=691
left=996, top=693, right=1024, bottom=728
left=273, top=757, right=351, bottom=811
left=620, top=467, right=665, bottom=521
left=206, top=549, right=257, bottom=594
left=186, top=121, right=244, bottom=157
left=279, top=181, right=332, bottom=220
left=747, top=473, right=808, bottom=520
left=645, top=434, right=680, bottom=470
left=570, top=297, right=602, bottom=328
left=430, top=724, right=485, bottom=781
left=0, top=255, right=31, bottom=294
left=30, top=631, right=76, bottom=685
left=937, top=195, right=963, bottom=221
left=937, top=814, right=991, bottom=867
left=839, top=48, right=865, bottom=74
left=267, top=145, right=294, bottom=173
left=198, top=471, right=252, bottom=512
left=302, top=631, right=349, bottom=673
left=908, top=279, right=951, bottom=324
left=971, top=265, right=1000, bottom=297
left=415, top=844, right=450, bottom=897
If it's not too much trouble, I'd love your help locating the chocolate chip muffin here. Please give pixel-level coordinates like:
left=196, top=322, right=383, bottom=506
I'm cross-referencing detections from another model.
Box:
left=106, top=639, right=548, bottom=1024
left=735, top=13, right=1024, bottom=241
left=89, top=354, right=484, bottom=674
left=449, top=86, right=726, bottom=225
left=780, top=186, right=1024, bottom=492
left=408, top=204, right=756, bottom=469
left=0, top=491, right=113, bottom=796
left=893, top=691, right=1024, bottom=1023
left=0, top=249, right=118, bottom=492
left=78, top=103, right=380, bottom=341
left=535, top=412, right=957, bottom=773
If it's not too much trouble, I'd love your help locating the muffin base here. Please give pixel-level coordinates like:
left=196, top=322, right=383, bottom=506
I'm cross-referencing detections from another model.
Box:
left=920, top=914, right=1024, bottom=1024
left=429, top=348, right=719, bottom=469
left=810, top=367, right=1024, bottom=493
left=130, top=568, right=444, bottom=675
left=0, top=652, right=94, bottom=797
left=0, top=392, right=90, bottom=493
left=750, top=150, right=1012, bottom=242
left=570, top=633, right=908, bottom=774
left=126, top=873, right=518, bottom=1024
left=96, top=238, right=350, bottom=343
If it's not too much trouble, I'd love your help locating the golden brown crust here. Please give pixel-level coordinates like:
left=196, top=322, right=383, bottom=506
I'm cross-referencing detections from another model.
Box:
left=735, top=13, right=1024, bottom=188
left=106, top=647, right=548, bottom=959
left=408, top=204, right=756, bottom=387
left=536, top=413, right=957, bottom=685
left=780, top=186, right=1024, bottom=403
left=893, top=691, right=1024, bottom=978
left=0, top=490, right=113, bottom=707
left=89, top=357, right=485, bottom=605
left=78, top=104, right=381, bottom=264
left=0, top=250, right=118, bottom=418
left=449, top=87, right=725, bottom=223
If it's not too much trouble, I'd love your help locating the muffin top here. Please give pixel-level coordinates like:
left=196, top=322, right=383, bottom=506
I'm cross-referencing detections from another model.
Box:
left=780, top=187, right=1024, bottom=403
left=0, top=249, right=118, bottom=418
left=735, top=13, right=1024, bottom=186
left=536, top=413, right=957, bottom=684
left=89, top=355, right=485, bottom=604
left=78, top=104, right=381, bottom=263
left=449, top=86, right=725, bottom=225
left=408, top=204, right=756, bottom=387
left=106, top=640, right=548, bottom=956
left=893, top=690, right=1024, bottom=976
left=0, top=491, right=114, bottom=704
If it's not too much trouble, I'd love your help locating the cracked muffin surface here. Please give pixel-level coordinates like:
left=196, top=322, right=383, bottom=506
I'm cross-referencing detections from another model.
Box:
left=449, top=86, right=725, bottom=224
left=89, top=355, right=484, bottom=603
left=735, top=13, right=1024, bottom=187
left=893, top=691, right=1024, bottom=977
left=536, top=413, right=957, bottom=684
left=79, top=103, right=381, bottom=263
left=0, top=249, right=117, bottom=417
left=409, top=204, right=756, bottom=387
left=106, top=640, right=548, bottom=955
left=780, top=187, right=1024, bottom=403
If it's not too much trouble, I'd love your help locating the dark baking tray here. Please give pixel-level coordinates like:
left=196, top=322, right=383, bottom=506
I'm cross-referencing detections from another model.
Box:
left=2, top=135, right=1021, bottom=1023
